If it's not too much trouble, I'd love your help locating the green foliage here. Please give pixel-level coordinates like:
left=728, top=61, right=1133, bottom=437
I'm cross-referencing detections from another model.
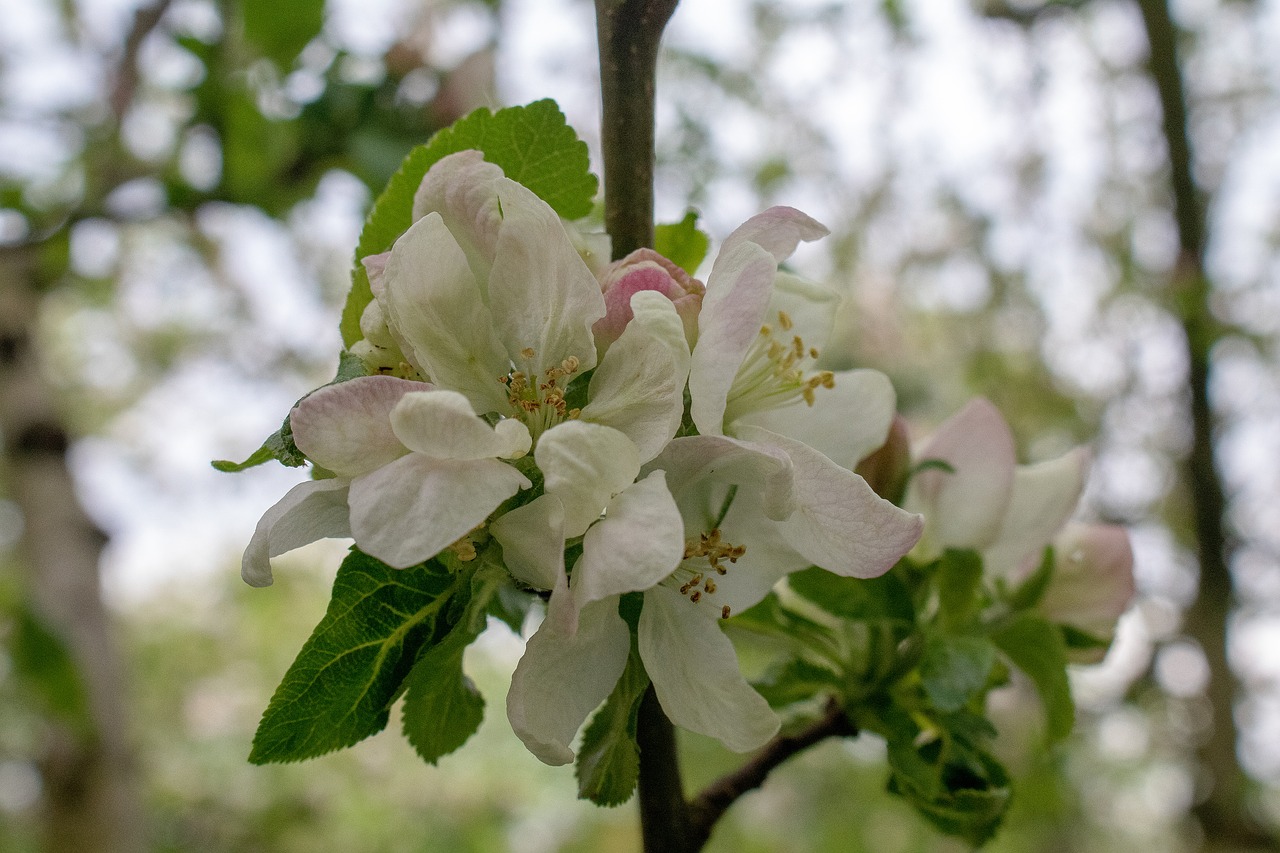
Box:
left=250, top=550, right=464, bottom=764
left=343, top=99, right=599, bottom=345
left=918, top=634, right=997, bottom=713
left=936, top=549, right=984, bottom=631
left=575, top=646, right=650, bottom=806
left=1005, top=547, right=1054, bottom=611
left=991, top=615, right=1074, bottom=742
left=400, top=559, right=507, bottom=764
left=654, top=211, right=711, bottom=274
left=788, top=566, right=914, bottom=626
left=6, top=602, right=91, bottom=732
left=240, top=0, right=325, bottom=71
left=886, top=732, right=1011, bottom=847
left=213, top=352, right=368, bottom=472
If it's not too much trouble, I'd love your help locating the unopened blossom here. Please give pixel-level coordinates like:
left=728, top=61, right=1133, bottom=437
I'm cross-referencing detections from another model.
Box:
left=1040, top=523, right=1136, bottom=661
left=243, top=151, right=691, bottom=583
left=902, top=397, right=1091, bottom=580
left=593, top=248, right=704, bottom=357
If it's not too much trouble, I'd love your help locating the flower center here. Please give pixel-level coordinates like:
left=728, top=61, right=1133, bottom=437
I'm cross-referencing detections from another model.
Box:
left=662, top=528, right=745, bottom=619
left=724, top=309, right=835, bottom=425
left=498, top=348, right=582, bottom=439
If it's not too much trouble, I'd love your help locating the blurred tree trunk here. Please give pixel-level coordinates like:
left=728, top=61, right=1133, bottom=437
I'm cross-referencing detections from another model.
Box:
left=0, top=251, right=145, bottom=853
left=1133, top=1, right=1271, bottom=848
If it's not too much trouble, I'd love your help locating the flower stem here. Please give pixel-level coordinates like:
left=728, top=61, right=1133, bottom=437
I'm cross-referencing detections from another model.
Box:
left=635, top=686, right=696, bottom=852
left=594, top=0, right=680, bottom=259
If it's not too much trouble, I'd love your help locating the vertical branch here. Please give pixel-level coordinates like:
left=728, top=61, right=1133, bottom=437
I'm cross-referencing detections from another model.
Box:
left=592, top=1, right=687, bottom=848
left=594, top=0, right=679, bottom=260
left=1132, top=1, right=1263, bottom=845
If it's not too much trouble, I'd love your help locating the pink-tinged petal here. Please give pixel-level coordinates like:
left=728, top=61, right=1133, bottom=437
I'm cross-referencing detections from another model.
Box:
left=689, top=240, right=777, bottom=435
left=291, top=375, right=421, bottom=477
left=639, top=585, right=779, bottom=752
left=735, top=368, right=896, bottom=471
left=746, top=426, right=923, bottom=579
left=573, top=472, right=684, bottom=611
left=382, top=212, right=511, bottom=415
left=581, top=291, right=690, bottom=463
left=488, top=176, right=605, bottom=373
left=536, top=421, right=639, bottom=538
left=718, top=206, right=829, bottom=265
left=647, top=434, right=795, bottom=522
left=241, top=479, right=351, bottom=587
left=506, top=595, right=631, bottom=765
left=1041, top=523, right=1135, bottom=653
left=905, top=398, right=1017, bottom=556
left=390, top=390, right=530, bottom=461
left=490, top=494, right=565, bottom=591
left=594, top=249, right=704, bottom=354
left=348, top=455, right=529, bottom=569
left=412, top=150, right=504, bottom=283
left=984, top=448, right=1090, bottom=580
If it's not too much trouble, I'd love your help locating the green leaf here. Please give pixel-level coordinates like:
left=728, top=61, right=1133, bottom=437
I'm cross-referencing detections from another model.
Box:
left=213, top=352, right=369, bottom=472
left=343, top=99, right=597, bottom=345
left=1006, top=546, right=1055, bottom=611
left=936, top=549, right=984, bottom=632
left=918, top=634, right=997, bottom=713
left=753, top=657, right=843, bottom=708
left=576, top=644, right=649, bottom=807
left=991, top=614, right=1074, bottom=742
left=241, top=0, right=325, bottom=70
left=886, top=735, right=1011, bottom=847
left=249, top=551, right=462, bottom=764
left=654, top=211, right=711, bottom=274
left=400, top=558, right=507, bottom=764
left=7, top=604, right=91, bottom=731
left=1059, top=624, right=1110, bottom=651
left=788, top=567, right=914, bottom=624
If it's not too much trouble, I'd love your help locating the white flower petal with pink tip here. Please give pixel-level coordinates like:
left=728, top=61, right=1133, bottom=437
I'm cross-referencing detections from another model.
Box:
left=290, top=376, right=420, bottom=478
left=389, top=390, right=530, bottom=461
left=982, top=448, right=1090, bottom=579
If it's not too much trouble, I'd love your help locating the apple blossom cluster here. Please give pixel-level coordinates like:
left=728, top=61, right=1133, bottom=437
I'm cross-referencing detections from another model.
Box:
left=224, top=103, right=1134, bottom=835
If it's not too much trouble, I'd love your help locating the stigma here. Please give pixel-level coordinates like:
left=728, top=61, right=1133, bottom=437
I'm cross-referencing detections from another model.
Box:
left=498, top=349, right=582, bottom=437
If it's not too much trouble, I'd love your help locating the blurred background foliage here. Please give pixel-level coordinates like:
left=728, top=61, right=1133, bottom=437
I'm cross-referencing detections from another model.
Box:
left=1, top=0, right=1279, bottom=850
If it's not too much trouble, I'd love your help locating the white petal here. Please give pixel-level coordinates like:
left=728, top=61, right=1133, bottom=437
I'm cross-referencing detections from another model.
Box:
left=983, top=448, right=1090, bottom=579
left=573, top=471, right=684, bottom=610
left=903, top=398, right=1017, bottom=556
left=718, top=206, right=829, bottom=264
left=488, top=177, right=605, bottom=373
left=735, top=369, right=896, bottom=470
left=768, top=271, right=840, bottom=355
left=390, top=390, right=530, bottom=461
left=290, top=376, right=418, bottom=477
left=348, top=454, right=529, bottom=569
left=647, top=433, right=795, bottom=521
left=490, top=494, right=565, bottom=590
left=749, top=426, right=924, bottom=579
left=412, top=150, right=504, bottom=284
left=580, top=291, right=690, bottom=463
left=382, top=212, right=511, bottom=415
left=639, top=585, right=779, bottom=752
left=241, top=479, right=352, bottom=587
left=536, top=421, right=640, bottom=538
left=689, top=240, right=777, bottom=435
left=506, top=596, right=631, bottom=765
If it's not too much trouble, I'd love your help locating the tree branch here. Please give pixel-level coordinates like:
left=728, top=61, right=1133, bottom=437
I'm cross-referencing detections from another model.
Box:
left=635, top=687, right=696, bottom=853
left=687, top=698, right=858, bottom=849
left=594, top=0, right=680, bottom=260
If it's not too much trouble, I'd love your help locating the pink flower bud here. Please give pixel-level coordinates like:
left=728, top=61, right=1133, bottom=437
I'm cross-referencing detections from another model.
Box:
left=593, top=249, right=704, bottom=357
left=1041, top=523, right=1136, bottom=662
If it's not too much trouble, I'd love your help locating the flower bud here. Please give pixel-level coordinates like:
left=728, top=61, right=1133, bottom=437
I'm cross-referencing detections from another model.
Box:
left=1040, top=523, right=1135, bottom=662
left=593, top=248, right=704, bottom=358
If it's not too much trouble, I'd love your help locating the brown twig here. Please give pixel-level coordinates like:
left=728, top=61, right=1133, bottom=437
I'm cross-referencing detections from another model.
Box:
left=687, top=698, right=858, bottom=849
